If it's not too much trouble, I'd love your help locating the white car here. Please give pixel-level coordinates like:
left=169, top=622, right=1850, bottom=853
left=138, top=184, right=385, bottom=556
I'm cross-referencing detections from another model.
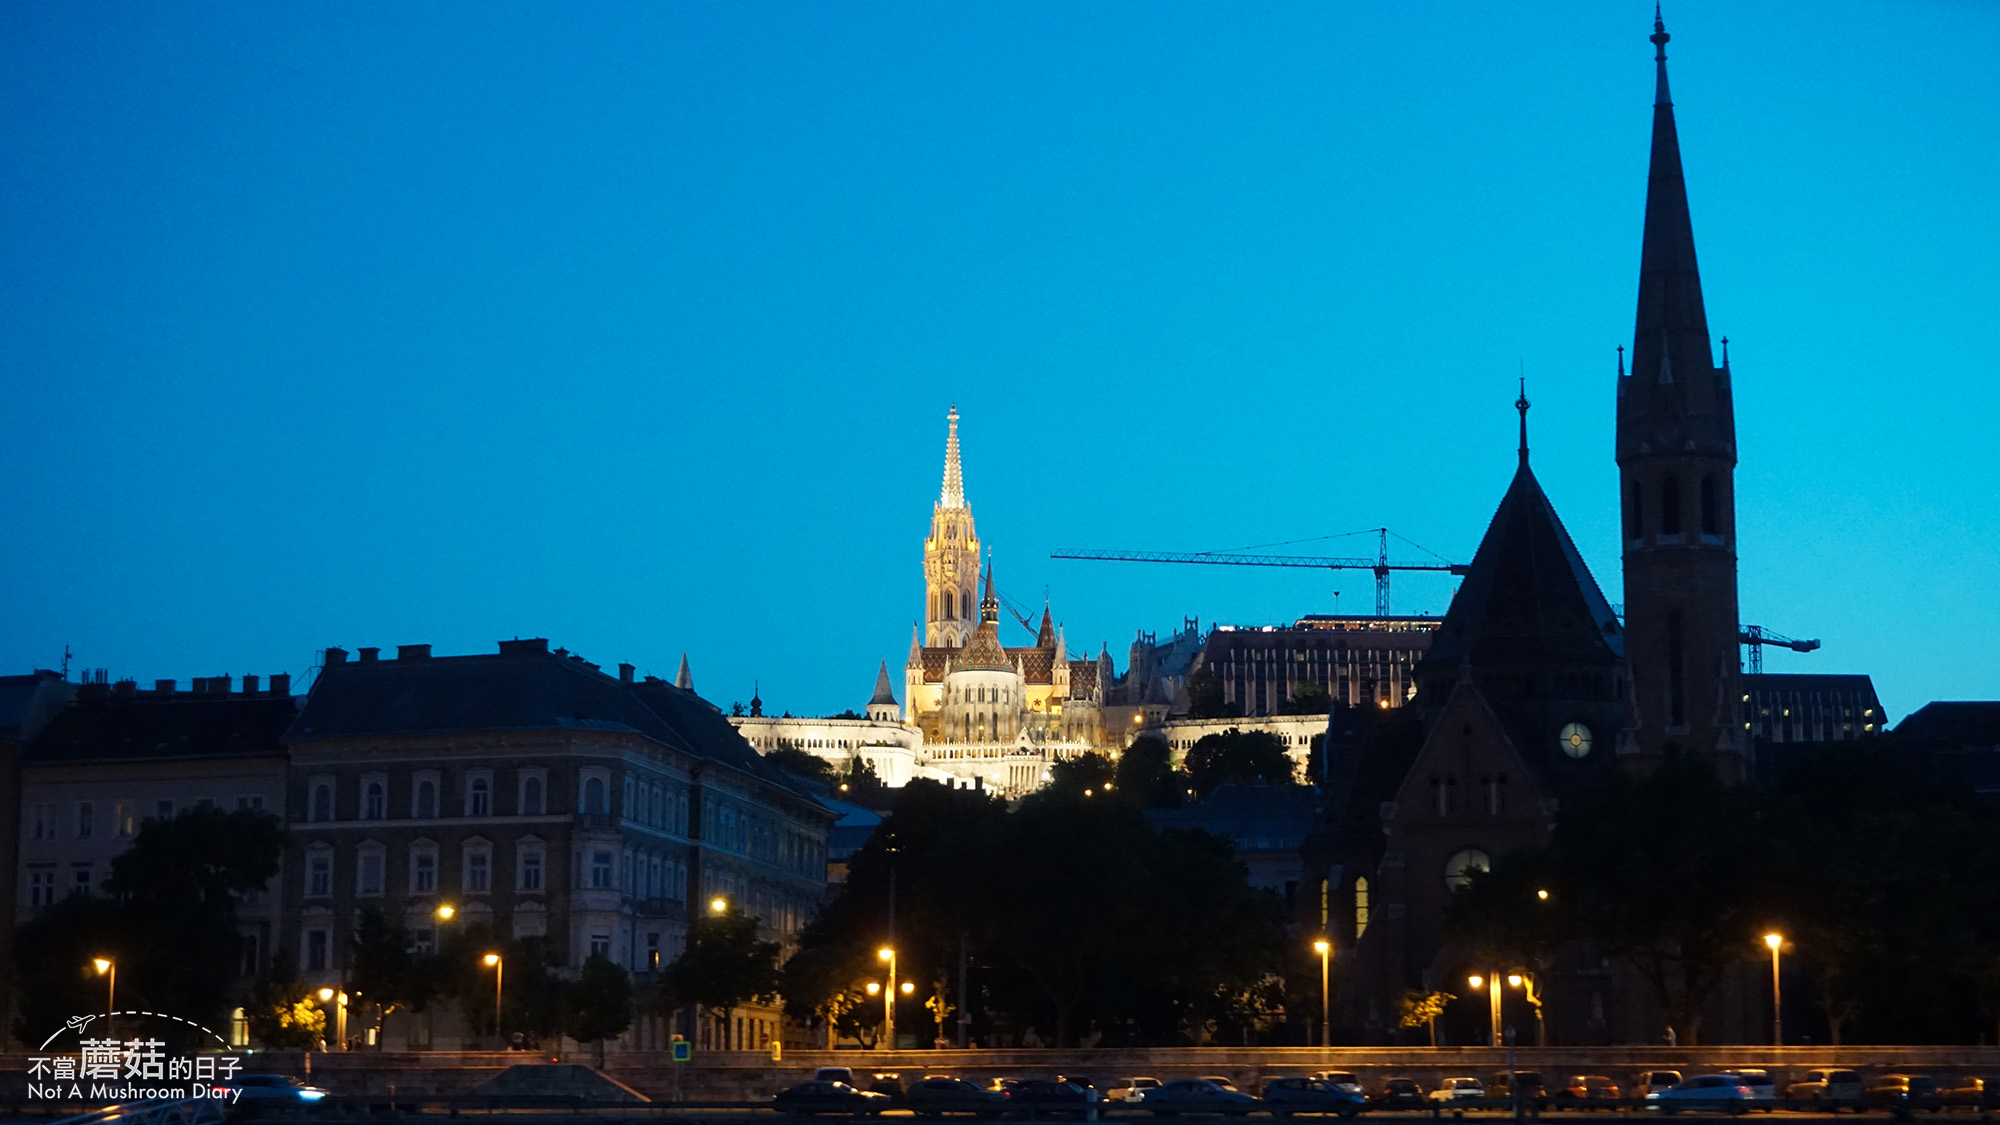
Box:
left=1648, top=1075, right=1753, bottom=1113
left=1430, top=1078, right=1486, bottom=1102
left=1107, top=1078, right=1162, bottom=1104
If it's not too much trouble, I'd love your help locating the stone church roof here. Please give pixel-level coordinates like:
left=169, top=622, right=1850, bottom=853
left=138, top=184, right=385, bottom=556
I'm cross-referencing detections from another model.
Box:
left=869, top=660, right=898, bottom=706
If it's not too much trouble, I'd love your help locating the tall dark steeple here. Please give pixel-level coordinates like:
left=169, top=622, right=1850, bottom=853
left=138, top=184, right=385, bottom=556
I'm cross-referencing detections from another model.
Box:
left=1616, top=11, right=1746, bottom=772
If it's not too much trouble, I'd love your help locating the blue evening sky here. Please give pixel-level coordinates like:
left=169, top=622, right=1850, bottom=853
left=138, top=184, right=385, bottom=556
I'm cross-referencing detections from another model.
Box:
left=3, top=2, right=1994, bottom=723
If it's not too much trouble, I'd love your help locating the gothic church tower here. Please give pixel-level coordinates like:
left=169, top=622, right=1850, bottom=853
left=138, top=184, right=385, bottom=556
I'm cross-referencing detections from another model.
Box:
left=924, top=406, right=982, bottom=648
left=1617, top=14, right=1746, bottom=772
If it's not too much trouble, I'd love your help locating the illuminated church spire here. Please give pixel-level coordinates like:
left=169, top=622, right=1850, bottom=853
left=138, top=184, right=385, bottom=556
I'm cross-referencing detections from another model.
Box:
left=940, top=404, right=966, bottom=508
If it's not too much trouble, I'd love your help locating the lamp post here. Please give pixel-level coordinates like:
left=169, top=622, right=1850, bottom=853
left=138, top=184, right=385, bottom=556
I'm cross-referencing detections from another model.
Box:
left=317, top=987, right=348, bottom=1050
left=1507, top=973, right=1544, bottom=1047
left=710, top=897, right=728, bottom=915
left=92, top=958, right=115, bottom=1033
left=483, top=953, right=503, bottom=1044
left=1469, top=974, right=1502, bottom=1047
left=1313, top=939, right=1332, bottom=1048
left=436, top=903, right=456, bottom=923
left=877, top=947, right=897, bottom=1050
left=1764, top=933, right=1784, bottom=1048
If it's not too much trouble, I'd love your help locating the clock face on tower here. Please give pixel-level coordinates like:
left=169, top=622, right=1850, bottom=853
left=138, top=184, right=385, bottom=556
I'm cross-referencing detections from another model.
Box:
left=1559, top=722, right=1594, bottom=758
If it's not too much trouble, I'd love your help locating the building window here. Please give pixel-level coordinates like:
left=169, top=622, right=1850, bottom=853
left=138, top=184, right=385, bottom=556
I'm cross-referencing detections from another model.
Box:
left=357, top=848, right=385, bottom=897
left=72, top=866, right=94, bottom=896
left=646, top=932, right=661, bottom=970
left=412, top=849, right=438, bottom=894
left=113, top=801, right=135, bottom=838
left=75, top=801, right=94, bottom=839
left=465, top=847, right=491, bottom=894
left=467, top=777, right=490, bottom=817
left=305, top=928, right=330, bottom=972
left=28, top=869, right=56, bottom=908
left=363, top=782, right=386, bottom=820
left=307, top=852, right=333, bottom=897
left=521, top=775, right=544, bottom=816
left=310, top=784, right=333, bottom=823
left=1485, top=774, right=1507, bottom=816
left=1699, top=476, right=1719, bottom=536
left=590, top=933, right=611, bottom=959
left=414, top=778, right=437, bottom=819
left=412, top=927, right=436, bottom=955
left=238, top=932, right=262, bottom=980
left=1660, top=475, right=1681, bottom=535
left=30, top=802, right=56, bottom=841
left=518, top=846, right=545, bottom=893
left=582, top=776, right=607, bottom=814
left=590, top=851, right=613, bottom=889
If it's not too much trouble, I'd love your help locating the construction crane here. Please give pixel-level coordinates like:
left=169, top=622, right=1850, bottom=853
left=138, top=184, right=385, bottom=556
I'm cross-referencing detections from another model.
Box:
left=1739, top=625, right=1821, bottom=674
left=1051, top=528, right=1467, bottom=617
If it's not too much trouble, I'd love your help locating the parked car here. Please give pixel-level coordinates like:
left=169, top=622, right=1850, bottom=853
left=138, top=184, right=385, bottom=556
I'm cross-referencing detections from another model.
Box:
left=1787, top=1069, right=1865, bottom=1109
left=867, top=1073, right=907, bottom=1104
left=1311, top=1072, right=1364, bottom=1096
left=1867, top=1075, right=1941, bottom=1112
left=1430, top=1078, right=1487, bottom=1103
left=774, top=1080, right=891, bottom=1116
left=1721, top=1070, right=1777, bottom=1110
left=986, top=1078, right=1028, bottom=1096
left=816, top=1068, right=859, bottom=1086
left=1201, top=1076, right=1246, bottom=1092
left=1374, top=1078, right=1426, bottom=1109
left=1647, top=1075, right=1754, bottom=1114
left=907, top=1076, right=1007, bottom=1116
left=1009, top=1080, right=1096, bottom=1118
left=1939, top=1077, right=1992, bottom=1109
left=1561, top=1076, right=1621, bottom=1108
left=1489, top=1072, right=1549, bottom=1107
left=1144, top=1078, right=1257, bottom=1116
left=1107, top=1078, right=1164, bottom=1104
left=230, top=1075, right=330, bottom=1103
left=1261, top=1077, right=1365, bottom=1118
left=1634, top=1072, right=1683, bottom=1098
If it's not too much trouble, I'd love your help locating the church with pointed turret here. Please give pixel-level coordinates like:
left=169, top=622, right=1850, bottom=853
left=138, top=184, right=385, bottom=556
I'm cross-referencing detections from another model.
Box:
left=1307, top=14, right=1762, bottom=1044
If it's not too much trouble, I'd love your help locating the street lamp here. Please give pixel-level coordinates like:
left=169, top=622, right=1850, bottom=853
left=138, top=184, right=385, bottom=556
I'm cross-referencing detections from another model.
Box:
left=1313, top=940, right=1332, bottom=1048
left=710, top=896, right=728, bottom=915
left=317, top=988, right=348, bottom=1050
left=878, top=947, right=897, bottom=1050
left=435, top=903, right=456, bottom=922
left=1469, top=973, right=1502, bottom=1046
left=1764, top=932, right=1784, bottom=1047
left=1507, top=973, right=1544, bottom=1046
left=92, top=958, right=115, bottom=1031
left=483, top=953, right=503, bottom=1043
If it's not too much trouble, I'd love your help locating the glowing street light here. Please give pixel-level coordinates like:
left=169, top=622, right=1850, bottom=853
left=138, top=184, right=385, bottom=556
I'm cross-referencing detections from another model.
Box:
left=1469, top=973, right=1502, bottom=1046
left=709, top=897, right=728, bottom=915
left=878, top=947, right=898, bottom=1050
left=865, top=982, right=881, bottom=995
left=1312, top=939, right=1332, bottom=1048
left=483, top=953, right=504, bottom=1042
left=1764, top=932, right=1784, bottom=1047
left=435, top=903, right=456, bottom=921
left=316, top=988, right=348, bottom=1049
left=92, top=957, right=115, bottom=1028
left=1536, top=889, right=1550, bottom=902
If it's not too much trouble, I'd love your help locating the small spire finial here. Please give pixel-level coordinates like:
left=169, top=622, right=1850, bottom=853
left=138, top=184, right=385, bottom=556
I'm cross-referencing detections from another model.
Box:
left=1515, top=376, right=1532, bottom=466
left=1617, top=344, right=1626, bottom=377
left=1721, top=335, right=1730, bottom=368
left=1650, top=7, right=1672, bottom=103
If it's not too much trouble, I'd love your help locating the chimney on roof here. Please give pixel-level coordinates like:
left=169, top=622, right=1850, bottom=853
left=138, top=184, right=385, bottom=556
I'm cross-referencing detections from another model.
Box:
left=498, top=638, right=549, bottom=656
left=397, top=644, right=431, bottom=661
left=155, top=679, right=175, bottom=696
left=358, top=647, right=380, bottom=663
left=242, top=675, right=259, bottom=694
left=325, top=647, right=348, bottom=665
left=270, top=673, right=291, bottom=696
left=619, top=663, right=635, bottom=683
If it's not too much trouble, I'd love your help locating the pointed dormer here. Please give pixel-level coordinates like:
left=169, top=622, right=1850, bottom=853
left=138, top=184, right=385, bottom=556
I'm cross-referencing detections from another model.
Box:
left=924, top=405, right=981, bottom=648
left=1036, top=602, right=1057, bottom=649
left=1417, top=390, right=1626, bottom=783
left=1615, top=13, right=1747, bottom=774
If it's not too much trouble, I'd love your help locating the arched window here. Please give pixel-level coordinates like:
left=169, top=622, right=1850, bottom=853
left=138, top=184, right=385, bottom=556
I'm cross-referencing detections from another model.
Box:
left=944, top=595, right=956, bottom=620
left=468, top=777, right=491, bottom=817
left=523, top=776, right=544, bottom=816
left=363, top=782, right=385, bottom=820
left=961, top=591, right=970, bottom=618
left=1627, top=481, right=1645, bottom=538
left=584, top=777, right=607, bottom=814
left=1354, top=876, right=1372, bottom=938
left=415, top=779, right=437, bottom=819
left=1699, top=476, right=1718, bottom=536
left=1660, top=475, right=1682, bottom=534
left=311, top=784, right=332, bottom=823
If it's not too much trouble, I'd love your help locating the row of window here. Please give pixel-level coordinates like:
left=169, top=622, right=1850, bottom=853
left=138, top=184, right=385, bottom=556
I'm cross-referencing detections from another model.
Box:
left=306, top=770, right=553, bottom=822
left=300, top=838, right=702, bottom=902
left=1427, top=774, right=1510, bottom=817
left=26, top=795, right=265, bottom=841
left=1627, top=473, right=1724, bottom=540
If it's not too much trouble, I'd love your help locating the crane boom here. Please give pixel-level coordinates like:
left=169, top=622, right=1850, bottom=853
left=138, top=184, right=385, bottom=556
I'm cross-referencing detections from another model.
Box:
left=1050, top=534, right=1467, bottom=617
left=1739, top=624, right=1821, bottom=674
